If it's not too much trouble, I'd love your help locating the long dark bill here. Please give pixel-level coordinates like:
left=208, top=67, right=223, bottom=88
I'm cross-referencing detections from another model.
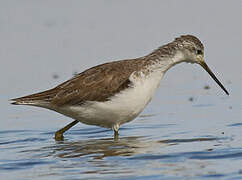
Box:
left=200, top=61, right=229, bottom=95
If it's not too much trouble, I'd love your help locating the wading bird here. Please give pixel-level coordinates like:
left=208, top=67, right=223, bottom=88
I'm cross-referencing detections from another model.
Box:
left=11, top=35, right=229, bottom=140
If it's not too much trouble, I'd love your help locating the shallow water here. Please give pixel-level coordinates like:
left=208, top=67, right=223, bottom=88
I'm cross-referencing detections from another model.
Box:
left=1, top=94, right=242, bottom=179
left=1, top=1, right=242, bottom=179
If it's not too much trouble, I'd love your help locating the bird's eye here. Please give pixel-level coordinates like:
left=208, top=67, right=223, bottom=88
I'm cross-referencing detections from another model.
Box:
left=196, top=49, right=202, bottom=55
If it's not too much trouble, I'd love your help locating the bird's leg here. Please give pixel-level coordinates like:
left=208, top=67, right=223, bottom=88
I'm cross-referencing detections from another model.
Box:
left=114, top=130, right=119, bottom=140
left=55, top=120, right=79, bottom=141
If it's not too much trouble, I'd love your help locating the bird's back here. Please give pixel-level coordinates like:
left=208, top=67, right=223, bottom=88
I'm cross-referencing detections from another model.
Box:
left=11, top=58, right=149, bottom=108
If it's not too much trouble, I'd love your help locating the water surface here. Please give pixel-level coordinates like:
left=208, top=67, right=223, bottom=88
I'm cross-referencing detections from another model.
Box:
left=1, top=1, right=242, bottom=179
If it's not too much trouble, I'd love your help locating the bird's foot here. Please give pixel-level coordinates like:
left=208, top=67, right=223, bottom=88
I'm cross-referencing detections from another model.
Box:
left=114, top=130, right=119, bottom=141
left=55, top=131, right=64, bottom=141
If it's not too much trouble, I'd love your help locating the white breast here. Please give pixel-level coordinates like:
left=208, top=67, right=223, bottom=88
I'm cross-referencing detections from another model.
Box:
left=58, top=70, right=164, bottom=131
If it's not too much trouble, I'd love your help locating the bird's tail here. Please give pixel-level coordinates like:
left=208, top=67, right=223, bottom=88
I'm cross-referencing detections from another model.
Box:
left=11, top=89, right=56, bottom=107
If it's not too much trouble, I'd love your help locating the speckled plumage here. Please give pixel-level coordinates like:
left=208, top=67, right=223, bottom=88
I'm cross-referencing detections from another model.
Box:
left=11, top=35, right=204, bottom=107
left=11, top=35, right=228, bottom=139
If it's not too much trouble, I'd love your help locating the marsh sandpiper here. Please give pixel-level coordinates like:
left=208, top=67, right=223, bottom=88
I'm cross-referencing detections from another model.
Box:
left=11, top=35, right=229, bottom=140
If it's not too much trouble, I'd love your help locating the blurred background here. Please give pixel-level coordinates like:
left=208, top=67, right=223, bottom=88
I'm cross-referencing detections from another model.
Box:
left=0, top=1, right=242, bottom=179
left=1, top=0, right=241, bottom=130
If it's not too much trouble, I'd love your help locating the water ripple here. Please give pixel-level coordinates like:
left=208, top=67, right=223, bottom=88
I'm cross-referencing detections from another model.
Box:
left=0, top=138, right=46, bottom=146
left=0, top=159, right=53, bottom=171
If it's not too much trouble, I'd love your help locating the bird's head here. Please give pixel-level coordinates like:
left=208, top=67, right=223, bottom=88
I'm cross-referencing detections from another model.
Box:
left=169, top=35, right=229, bottom=95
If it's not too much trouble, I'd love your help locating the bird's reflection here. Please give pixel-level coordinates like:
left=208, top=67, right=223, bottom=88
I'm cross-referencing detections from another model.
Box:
left=17, top=133, right=223, bottom=176
left=39, top=134, right=220, bottom=161
left=45, top=136, right=150, bottom=159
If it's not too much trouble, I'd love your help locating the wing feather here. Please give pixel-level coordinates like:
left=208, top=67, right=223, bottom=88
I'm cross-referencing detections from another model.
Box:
left=51, top=60, right=137, bottom=106
left=11, top=59, right=147, bottom=107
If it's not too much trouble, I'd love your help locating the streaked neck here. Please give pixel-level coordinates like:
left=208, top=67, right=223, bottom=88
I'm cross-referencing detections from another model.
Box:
left=144, top=48, right=185, bottom=74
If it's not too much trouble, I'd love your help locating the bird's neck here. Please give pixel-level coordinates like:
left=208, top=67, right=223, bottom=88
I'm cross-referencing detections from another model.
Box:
left=144, top=50, right=185, bottom=74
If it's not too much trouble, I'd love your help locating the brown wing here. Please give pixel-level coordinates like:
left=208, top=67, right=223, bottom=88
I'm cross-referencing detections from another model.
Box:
left=11, top=59, right=147, bottom=106
left=50, top=59, right=141, bottom=106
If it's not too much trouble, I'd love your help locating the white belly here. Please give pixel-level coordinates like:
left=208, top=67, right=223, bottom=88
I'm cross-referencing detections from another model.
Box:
left=58, top=71, right=164, bottom=130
